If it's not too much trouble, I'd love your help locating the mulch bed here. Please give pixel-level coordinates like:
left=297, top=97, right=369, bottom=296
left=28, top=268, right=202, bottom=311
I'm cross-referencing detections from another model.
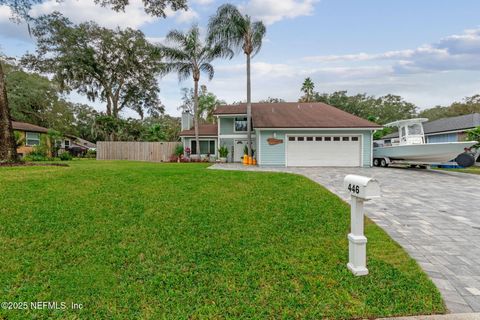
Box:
left=0, top=162, right=69, bottom=167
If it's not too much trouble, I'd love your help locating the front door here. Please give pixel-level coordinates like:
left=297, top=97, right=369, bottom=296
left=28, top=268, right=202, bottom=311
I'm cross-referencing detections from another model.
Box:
left=233, top=140, right=256, bottom=162
left=234, top=140, right=246, bottom=162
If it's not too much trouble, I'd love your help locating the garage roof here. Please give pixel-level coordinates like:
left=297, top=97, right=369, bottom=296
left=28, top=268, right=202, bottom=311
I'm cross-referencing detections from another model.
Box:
left=214, top=103, right=381, bottom=129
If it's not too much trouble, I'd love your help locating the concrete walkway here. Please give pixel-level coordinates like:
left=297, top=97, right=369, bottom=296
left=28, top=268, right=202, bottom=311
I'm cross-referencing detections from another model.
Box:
left=210, top=164, right=480, bottom=313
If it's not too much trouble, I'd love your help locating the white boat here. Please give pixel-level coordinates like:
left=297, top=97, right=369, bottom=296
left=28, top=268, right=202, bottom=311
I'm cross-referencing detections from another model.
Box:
left=373, top=118, right=477, bottom=167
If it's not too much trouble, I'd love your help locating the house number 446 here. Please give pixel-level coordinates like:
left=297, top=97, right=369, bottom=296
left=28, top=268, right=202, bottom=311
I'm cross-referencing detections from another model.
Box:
left=348, top=184, right=360, bottom=194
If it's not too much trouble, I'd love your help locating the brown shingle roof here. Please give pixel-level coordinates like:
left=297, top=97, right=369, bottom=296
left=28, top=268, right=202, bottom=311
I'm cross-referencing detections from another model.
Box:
left=12, top=121, right=49, bottom=133
left=179, top=124, right=218, bottom=137
left=214, top=103, right=381, bottom=128
left=213, top=104, right=248, bottom=115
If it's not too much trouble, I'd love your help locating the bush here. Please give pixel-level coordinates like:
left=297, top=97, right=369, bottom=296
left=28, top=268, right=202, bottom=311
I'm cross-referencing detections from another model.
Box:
left=84, top=149, right=97, bottom=158
left=174, top=144, right=184, bottom=157
left=24, top=145, right=49, bottom=161
left=59, top=151, right=73, bottom=161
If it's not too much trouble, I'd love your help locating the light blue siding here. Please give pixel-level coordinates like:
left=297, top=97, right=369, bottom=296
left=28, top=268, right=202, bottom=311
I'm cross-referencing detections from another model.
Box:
left=183, top=137, right=218, bottom=156
left=218, top=138, right=234, bottom=162
left=219, top=117, right=234, bottom=134
left=427, top=133, right=458, bottom=143
left=259, top=130, right=373, bottom=167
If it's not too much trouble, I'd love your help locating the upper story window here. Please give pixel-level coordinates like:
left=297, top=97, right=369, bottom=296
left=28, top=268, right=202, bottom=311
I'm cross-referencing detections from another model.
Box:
left=26, top=132, right=40, bottom=146
left=234, top=117, right=248, bottom=132
left=64, top=140, right=70, bottom=148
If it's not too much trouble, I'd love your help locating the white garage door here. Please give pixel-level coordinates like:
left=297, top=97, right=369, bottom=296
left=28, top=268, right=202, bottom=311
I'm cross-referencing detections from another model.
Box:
left=286, top=135, right=361, bottom=167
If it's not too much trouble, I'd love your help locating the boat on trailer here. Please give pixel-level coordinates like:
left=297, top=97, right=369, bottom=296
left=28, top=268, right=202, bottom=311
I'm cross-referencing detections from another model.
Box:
left=373, top=118, right=478, bottom=167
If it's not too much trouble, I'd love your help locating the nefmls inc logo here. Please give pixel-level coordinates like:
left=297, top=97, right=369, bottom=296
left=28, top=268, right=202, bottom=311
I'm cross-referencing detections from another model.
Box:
left=30, top=301, right=67, bottom=310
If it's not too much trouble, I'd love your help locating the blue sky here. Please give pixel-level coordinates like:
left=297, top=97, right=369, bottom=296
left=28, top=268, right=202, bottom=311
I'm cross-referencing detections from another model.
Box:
left=1, top=0, right=480, bottom=117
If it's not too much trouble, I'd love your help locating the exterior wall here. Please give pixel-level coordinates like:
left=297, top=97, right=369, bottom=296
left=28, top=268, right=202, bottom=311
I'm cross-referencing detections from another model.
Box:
left=258, top=129, right=373, bottom=167
left=15, top=131, right=52, bottom=157
left=183, top=137, right=218, bottom=157
left=218, top=138, right=234, bottom=162
left=219, top=117, right=235, bottom=135
left=218, top=116, right=255, bottom=162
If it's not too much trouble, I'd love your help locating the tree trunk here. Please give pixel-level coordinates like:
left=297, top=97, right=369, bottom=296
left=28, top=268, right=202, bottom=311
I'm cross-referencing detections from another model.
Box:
left=193, top=79, right=200, bottom=158
left=0, top=62, right=18, bottom=162
left=246, top=53, right=252, bottom=156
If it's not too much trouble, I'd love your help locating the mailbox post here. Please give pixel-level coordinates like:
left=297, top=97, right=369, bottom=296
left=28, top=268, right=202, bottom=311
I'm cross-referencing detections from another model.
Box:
left=343, top=175, right=380, bottom=276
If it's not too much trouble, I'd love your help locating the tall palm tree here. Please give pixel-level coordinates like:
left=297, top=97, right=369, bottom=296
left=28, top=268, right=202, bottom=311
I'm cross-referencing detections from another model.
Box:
left=208, top=4, right=266, bottom=156
left=301, top=77, right=315, bottom=102
left=160, top=25, right=232, bottom=158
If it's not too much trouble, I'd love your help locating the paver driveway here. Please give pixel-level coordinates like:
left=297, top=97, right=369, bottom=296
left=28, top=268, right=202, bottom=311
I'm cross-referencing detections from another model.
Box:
left=211, top=164, right=480, bottom=313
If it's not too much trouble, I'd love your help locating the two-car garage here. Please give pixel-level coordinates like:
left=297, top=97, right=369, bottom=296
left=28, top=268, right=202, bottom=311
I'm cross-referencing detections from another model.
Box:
left=286, top=135, right=362, bottom=167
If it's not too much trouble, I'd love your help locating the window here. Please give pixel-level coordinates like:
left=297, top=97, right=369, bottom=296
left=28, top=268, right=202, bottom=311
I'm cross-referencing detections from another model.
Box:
left=315, top=137, right=322, bottom=141
left=234, top=117, right=248, bottom=132
left=306, top=137, right=313, bottom=141
left=191, top=140, right=216, bottom=155
left=324, top=137, right=332, bottom=141
left=297, top=137, right=305, bottom=141
left=333, top=137, right=341, bottom=141
left=26, top=132, right=40, bottom=146
left=288, top=137, right=295, bottom=141
left=64, top=140, right=70, bottom=148
left=351, top=136, right=359, bottom=141
left=342, top=137, right=350, bottom=141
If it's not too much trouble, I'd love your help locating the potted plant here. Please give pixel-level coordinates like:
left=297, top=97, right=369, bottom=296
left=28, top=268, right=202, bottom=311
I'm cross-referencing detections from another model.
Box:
left=218, top=145, right=229, bottom=163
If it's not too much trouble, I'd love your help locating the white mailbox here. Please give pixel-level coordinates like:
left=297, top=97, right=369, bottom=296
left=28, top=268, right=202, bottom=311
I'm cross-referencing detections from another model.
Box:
left=343, top=175, right=381, bottom=276
left=344, top=175, right=380, bottom=200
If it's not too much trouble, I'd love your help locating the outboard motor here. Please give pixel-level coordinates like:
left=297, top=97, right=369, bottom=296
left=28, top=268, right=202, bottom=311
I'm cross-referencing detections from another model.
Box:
left=455, top=152, right=476, bottom=168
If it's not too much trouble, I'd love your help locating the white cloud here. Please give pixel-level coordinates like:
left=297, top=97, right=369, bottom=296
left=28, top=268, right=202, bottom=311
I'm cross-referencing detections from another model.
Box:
left=242, top=0, right=318, bottom=25
left=175, top=9, right=199, bottom=24
left=303, top=28, right=480, bottom=74
left=0, top=5, right=31, bottom=41
left=164, top=6, right=198, bottom=24
left=28, top=0, right=157, bottom=29
left=146, top=36, right=165, bottom=45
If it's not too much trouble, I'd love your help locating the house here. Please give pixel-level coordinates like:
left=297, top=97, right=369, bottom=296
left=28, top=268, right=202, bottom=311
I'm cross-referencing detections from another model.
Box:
left=12, top=121, right=51, bottom=157
left=378, top=113, right=480, bottom=144
left=12, top=120, right=96, bottom=158
left=58, top=135, right=96, bottom=157
left=179, top=102, right=381, bottom=167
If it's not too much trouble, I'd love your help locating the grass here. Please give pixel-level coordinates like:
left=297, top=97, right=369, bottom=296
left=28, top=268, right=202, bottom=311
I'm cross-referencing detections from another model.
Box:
left=0, top=161, right=445, bottom=319
left=442, top=165, right=480, bottom=175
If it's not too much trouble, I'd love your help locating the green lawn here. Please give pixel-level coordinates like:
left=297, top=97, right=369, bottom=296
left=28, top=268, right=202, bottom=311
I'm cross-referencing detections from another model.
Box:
left=442, top=166, right=480, bottom=175
left=0, top=161, right=444, bottom=319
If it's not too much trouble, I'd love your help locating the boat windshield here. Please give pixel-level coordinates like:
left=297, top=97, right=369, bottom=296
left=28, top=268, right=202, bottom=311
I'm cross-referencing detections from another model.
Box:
left=408, top=123, right=423, bottom=135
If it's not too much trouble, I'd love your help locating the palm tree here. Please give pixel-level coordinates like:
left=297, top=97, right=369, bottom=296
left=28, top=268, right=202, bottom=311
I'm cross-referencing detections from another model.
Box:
left=301, top=77, right=315, bottom=102
left=208, top=4, right=266, bottom=156
left=160, top=25, right=232, bottom=158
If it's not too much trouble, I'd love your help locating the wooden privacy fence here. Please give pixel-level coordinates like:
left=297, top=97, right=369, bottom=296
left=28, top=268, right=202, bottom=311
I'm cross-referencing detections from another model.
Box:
left=96, top=141, right=181, bottom=162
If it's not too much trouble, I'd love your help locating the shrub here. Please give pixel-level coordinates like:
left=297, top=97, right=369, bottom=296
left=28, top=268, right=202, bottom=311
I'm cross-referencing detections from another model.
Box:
left=174, top=144, right=184, bottom=157
left=59, top=151, right=73, bottom=161
left=24, top=145, right=49, bottom=161
left=84, top=149, right=97, bottom=158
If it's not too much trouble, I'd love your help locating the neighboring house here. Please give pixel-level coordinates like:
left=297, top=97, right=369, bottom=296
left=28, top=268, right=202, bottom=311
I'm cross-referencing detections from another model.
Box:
left=179, top=102, right=381, bottom=167
left=12, top=121, right=51, bottom=157
left=378, top=113, right=480, bottom=144
left=12, top=120, right=96, bottom=158
left=57, top=135, right=96, bottom=157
